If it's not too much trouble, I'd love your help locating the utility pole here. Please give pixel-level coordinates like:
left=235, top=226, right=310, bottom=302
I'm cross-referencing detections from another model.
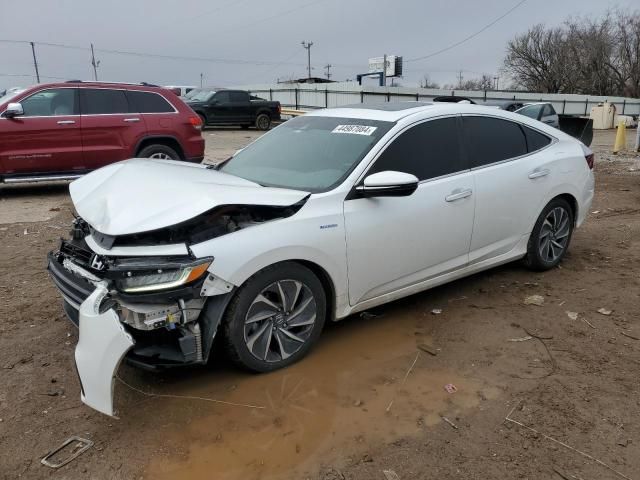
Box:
left=457, top=70, right=464, bottom=89
left=382, top=54, right=387, bottom=87
left=90, top=43, right=100, bottom=81
left=301, top=41, right=313, bottom=79
left=324, top=64, right=332, bottom=80
left=30, top=42, right=40, bottom=83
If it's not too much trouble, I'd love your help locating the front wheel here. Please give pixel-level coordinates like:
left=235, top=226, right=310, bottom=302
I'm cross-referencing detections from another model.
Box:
left=255, top=113, right=271, bottom=131
left=222, top=262, right=326, bottom=372
left=524, top=198, right=574, bottom=271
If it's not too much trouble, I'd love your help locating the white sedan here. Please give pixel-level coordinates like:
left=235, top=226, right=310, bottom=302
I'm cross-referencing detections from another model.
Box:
left=48, top=102, right=595, bottom=415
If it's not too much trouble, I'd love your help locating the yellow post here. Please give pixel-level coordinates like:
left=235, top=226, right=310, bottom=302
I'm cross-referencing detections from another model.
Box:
left=613, top=119, right=627, bottom=154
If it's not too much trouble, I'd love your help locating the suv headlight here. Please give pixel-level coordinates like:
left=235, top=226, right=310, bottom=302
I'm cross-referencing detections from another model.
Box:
left=117, top=260, right=211, bottom=293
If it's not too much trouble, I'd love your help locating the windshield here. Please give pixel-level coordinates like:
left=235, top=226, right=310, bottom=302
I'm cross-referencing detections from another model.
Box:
left=220, top=116, right=394, bottom=192
left=185, top=89, right=215, bottom=102
left=0, top=88, right=25, bottom=106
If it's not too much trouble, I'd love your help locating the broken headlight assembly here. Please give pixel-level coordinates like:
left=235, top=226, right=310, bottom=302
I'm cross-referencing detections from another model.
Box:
left=115, top=259, right=212, bottom=293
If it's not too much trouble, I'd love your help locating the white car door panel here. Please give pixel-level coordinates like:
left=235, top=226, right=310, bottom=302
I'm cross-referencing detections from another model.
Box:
left=343, top=116, right=474, bottom=306
left=463, top=116, right=557, bottom=264
left=344, top=173, right=475, bottom=305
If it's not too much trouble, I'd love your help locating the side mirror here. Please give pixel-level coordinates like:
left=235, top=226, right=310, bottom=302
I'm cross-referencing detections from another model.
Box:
left=356, top=171, right=419, bottom=198
left=3, top=102, right=24, bottom=118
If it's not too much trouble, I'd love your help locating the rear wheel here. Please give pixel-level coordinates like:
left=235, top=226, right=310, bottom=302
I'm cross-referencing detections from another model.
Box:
left=138, top=144, right=180, bottom=160
left=255, top=113, right=271, bottom=131
left=198, top=114, right=207, bottom=130
left=222, top=262, right=326, bottom=372
left=525, top=198, right=574, bottom=271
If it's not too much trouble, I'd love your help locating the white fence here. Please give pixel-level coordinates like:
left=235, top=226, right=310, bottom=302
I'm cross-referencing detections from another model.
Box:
left=237, top=82, right=640, bottom=116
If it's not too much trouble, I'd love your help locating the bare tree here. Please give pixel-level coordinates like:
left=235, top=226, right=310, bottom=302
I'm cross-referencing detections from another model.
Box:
left=419, top=74, right=440, bottom=89
left=503, top=10, right=640, bottom=96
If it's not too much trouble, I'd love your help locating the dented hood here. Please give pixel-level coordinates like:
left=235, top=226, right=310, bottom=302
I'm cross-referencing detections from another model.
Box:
left=69, top=159, right=309, bottom=236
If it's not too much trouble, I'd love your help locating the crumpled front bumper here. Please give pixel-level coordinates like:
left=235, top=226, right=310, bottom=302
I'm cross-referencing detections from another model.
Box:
left=75, top=285, right=134, bottom=417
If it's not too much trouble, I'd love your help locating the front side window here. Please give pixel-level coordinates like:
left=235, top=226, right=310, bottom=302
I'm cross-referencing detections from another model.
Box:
left=543, top=104, right=555, bottom=116
left=127, top=91, right=174, bottom=113
left=368, top=117, right=465, bottom=181
left=80, top=89, right=128, bottom=115
left=20, top=88, right=77, bottom=117
left=462, top=116, right=528, bottom=168
left=214, top=91, right=231, bottom=103
left=220, top=116, right=394, bottom=192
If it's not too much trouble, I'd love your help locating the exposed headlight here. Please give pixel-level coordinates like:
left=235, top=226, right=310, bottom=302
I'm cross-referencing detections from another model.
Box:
left=118, top=261, right=211, bottom=293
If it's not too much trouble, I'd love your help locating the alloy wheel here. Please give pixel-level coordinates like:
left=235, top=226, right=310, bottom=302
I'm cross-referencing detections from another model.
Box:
left=149, top=152, right=172, bottom=160
left=244, top=280, right=317, bottom=363
left=538, top=206, right=571, bottom=263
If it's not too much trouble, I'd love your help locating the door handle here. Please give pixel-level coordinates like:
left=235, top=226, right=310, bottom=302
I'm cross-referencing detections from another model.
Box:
left=528, top=168, right=550, bottom=179
left=445, top=188, right=473, bottom=202
left=57, top=120, right=75, bottom=125
left=123, top=118, right=140, bottom=122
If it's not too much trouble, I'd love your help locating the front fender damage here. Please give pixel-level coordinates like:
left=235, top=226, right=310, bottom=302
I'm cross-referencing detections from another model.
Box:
left=75, top=284, right=134, bottom=417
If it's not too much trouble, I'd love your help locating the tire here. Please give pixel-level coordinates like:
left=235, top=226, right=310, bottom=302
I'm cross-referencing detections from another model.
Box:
left=524, top=197, right=574, bottom=271
left=222, top=262, right=326, bottom=372
left=255, top=113, right=271, bottom=131
left=198, top=114, right=207, bottom=130
left=138, top=144, right=180, bottom=160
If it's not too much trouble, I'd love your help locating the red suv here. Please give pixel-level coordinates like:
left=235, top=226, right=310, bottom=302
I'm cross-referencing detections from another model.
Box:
left=0, top=81, right=204, bottom=184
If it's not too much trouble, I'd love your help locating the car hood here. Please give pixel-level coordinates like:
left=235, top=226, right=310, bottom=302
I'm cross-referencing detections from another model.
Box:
left=69, top=158, right=309, bottom=236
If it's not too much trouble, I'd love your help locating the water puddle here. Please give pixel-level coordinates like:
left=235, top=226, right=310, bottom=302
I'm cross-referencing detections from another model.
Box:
left=136, top=303, right=501, bottom=479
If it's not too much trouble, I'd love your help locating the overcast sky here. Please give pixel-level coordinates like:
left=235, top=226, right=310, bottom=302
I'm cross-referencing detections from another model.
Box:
left=1, top=0, right=637, bottom=91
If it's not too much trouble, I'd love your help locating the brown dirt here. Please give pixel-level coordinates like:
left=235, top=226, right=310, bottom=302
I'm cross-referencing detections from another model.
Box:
left=0, top=130, right=638, bottom=480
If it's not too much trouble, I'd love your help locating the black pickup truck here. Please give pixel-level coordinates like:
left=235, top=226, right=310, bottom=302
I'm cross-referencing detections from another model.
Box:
left=185, top=88, right=281, bottom=130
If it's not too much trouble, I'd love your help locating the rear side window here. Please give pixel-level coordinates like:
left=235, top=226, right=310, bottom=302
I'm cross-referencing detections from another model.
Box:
left=368, top=117, right=465, bottom=181
left=523, top=125, right=552, bottom=152
left=462, top=116, right=528, bottom=168
left=230, top=91, right=249, bottom=102
left=127, top=91, right=174, bottom=113
left=81, top=89, right=128, bottom=114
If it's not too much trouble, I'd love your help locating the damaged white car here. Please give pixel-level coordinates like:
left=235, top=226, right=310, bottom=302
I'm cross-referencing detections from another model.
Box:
left=48, top=102, right=594, bottom=416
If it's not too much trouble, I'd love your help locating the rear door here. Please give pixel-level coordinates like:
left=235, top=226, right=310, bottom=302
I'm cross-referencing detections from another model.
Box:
left=0, top=87, right=82, bottom=175
left=228, top=91, right=251, bottom=123
left=464, top=116, right=554, bottom=264
left=344, top=117, right=475, bottom=305
left=79, top=88, right=147, bottom=169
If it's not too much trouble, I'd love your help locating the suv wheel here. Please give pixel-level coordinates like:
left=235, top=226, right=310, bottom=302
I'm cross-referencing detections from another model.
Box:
left=138, top=144, right=180, bottom=160
left=222, top=262, right=326, bottom=372
left=255, top=113, right=271, bottom=131
left=525, top=197, right=574, bottom=271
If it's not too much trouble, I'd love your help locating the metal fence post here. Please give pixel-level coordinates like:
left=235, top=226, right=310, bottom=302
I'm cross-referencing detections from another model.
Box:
left=269, top=89, right=272, bottom=101
left=584, top=98, right=589, bottom=115
left=360, top=90, right=364, bottom=103
left=386, top=91, right=390, bottom=102
left=325, top=89, right=328, bottom=108
left=562, top=99, right=566, bottom=114
left=484, top=90, right=487, bottom=101
left=416, top=92, right=419, bottom=101
left=295, top=88, right=299, bottom=110
left=622, top=99, right=626, bottom=115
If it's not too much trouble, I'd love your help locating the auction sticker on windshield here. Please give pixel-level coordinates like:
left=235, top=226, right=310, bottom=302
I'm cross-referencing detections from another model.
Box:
left=332, top=125, right=377, bottom=135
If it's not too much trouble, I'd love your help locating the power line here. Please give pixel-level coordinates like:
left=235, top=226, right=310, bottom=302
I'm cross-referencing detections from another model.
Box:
left=405, top=0, right=528, bottom=63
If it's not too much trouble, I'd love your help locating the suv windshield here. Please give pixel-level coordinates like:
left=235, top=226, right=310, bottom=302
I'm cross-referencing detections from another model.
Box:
left=220, top=116, right=394, bottom=192
left=185, top=89, right=215, bottom=102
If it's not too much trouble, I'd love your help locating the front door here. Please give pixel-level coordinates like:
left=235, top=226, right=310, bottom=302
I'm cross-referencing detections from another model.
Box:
left=0, top=87, right=82, bottom=175
left=344, top=117, right=475, bottom=305
left=204, top=91, right=233, bottom=124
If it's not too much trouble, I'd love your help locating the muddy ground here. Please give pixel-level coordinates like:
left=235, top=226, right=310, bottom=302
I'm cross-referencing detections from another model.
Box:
left=0, top=129, right=639, bottom=480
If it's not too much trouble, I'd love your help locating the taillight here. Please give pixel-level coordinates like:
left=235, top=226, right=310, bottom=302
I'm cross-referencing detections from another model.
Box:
left=188, top=116, right=202, bottom=130
left=585, top=152, right=594, bottom=170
